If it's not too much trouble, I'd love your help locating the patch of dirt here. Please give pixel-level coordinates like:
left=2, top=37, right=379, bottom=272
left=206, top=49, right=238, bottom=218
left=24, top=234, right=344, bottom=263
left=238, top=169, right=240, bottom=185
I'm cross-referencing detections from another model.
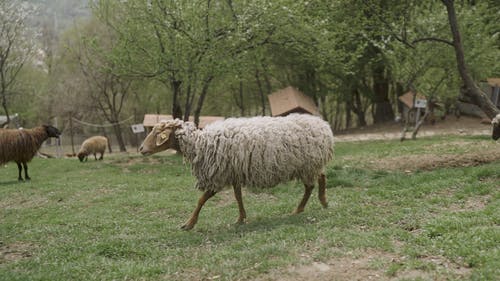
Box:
left=369, top=150, right=500, bottom=172
left=111, top=156, right=162, bottom=167
left=335, top=116, right=492, bottom=142
left=256, top=250, right=471, bottom=281
left=280, top=253, right=394, bottom=281
left=0, top=194, right=50, bottom=210
left=0, top=241, right=35, bottom=263
left=445, top=195, right=491, bottom=212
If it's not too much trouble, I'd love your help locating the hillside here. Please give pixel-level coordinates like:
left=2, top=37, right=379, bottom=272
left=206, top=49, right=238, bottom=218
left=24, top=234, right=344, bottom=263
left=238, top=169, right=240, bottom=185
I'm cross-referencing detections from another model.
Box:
left=26, top=0, right=90, bottom=34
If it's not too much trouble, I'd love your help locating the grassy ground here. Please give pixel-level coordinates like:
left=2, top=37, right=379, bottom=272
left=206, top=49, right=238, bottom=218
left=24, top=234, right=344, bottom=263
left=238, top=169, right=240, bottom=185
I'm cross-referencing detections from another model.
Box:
left=0, top=135, right=499, bottom=281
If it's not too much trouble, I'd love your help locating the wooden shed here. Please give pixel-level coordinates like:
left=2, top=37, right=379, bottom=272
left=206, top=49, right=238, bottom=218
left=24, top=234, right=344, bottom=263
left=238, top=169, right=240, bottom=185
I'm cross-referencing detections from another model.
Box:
left=142, top=114, right=224, bottom=130
left=398, top=91, right=427, bottom=109
left=398, top=91, right=427, bottom=124
left=268, top=86, right=320, bottom=117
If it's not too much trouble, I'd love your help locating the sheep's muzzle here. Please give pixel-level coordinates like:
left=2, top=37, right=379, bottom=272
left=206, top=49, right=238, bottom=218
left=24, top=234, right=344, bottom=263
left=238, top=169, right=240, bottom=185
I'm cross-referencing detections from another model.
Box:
left=139, top=145, right=152, bottom=155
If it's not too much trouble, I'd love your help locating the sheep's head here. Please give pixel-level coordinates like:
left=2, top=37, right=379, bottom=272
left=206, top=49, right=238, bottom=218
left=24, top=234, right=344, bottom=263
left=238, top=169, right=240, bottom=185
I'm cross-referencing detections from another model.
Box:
left=492, top=114, right=500, bottom=141
left=44, top=125, right=61, bottom=138
left=139, top=119, right=183, bottom=155
left=77, top=152, right=87, bottom=162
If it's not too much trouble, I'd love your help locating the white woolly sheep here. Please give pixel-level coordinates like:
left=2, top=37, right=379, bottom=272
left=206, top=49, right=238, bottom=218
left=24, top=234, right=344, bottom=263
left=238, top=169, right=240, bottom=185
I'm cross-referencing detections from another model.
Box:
left=77, top=136, right=108, bottom=162
left=139, top=114, right=334, bottom=230
left=0, top=125, right=61, bottom=181
left=492, top=114, right=500, bottom=140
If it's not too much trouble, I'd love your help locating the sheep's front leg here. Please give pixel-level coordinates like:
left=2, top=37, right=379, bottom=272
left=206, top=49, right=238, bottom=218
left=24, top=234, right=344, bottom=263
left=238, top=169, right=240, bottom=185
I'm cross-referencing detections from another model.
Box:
left=318, top=173, right=328, bottom=208
left=233, top=185, right=247, bottom=224
left=16, top=162, right=23, bottom=181
left=294, top=184, right=314, bottom=214
left=181, top=190, right=216, bottom=230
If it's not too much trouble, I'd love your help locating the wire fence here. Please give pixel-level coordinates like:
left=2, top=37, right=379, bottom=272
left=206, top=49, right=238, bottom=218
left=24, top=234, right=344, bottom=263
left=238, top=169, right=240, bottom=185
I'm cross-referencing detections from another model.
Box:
left=42, top=115, right=145, bottom=158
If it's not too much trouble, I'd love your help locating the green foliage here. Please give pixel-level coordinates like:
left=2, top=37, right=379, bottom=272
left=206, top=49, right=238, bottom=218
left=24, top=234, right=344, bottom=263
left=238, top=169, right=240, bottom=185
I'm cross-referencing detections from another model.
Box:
left=5, top=0, right=500, bottom=128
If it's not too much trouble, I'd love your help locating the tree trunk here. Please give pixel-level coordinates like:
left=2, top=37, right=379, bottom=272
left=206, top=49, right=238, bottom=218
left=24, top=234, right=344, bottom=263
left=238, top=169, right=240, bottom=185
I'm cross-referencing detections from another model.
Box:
left=345, top=99, right=352, bottom=129
left=353, top=89, right=368, bottom=127
left=238, top=80, right=245, bottom=115
left=333, top=100, right=342, bottom=131
left=372, top=64, right=395, bottom=123
left=255, top=69, right=266, bottom=116
left=69, top=111, right=75, bottom=155
left=1, top=88, right=11, bottom=127
left=442, top=0, right=499, bottom=118
left=232, top=80, right=245, bottom=116
left=395, top=82, right=405, bottom=117
left=261, top=64, right=273, bottom=94
left=194, top=76, right=214, bottom=127
left=171, top=80, right=183, bottom=120
left=100, top=127, right=112, bottom=153
left=111, top=122, right=127, bottom=152
left=319, top=95, right=329, bottom=122
left=1, top=102, right=10, bottom=128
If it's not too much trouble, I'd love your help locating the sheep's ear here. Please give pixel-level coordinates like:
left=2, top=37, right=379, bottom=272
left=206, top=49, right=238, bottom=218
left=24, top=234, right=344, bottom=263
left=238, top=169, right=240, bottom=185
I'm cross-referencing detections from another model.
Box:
left=155, top=129, right=171, bottom=146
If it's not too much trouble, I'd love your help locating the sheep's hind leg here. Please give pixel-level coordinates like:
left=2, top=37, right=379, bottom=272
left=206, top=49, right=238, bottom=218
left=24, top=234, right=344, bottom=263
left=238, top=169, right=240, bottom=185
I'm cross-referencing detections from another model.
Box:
left=22, top=162, right=30, bottom=180
left=16, top=162, right=23, bottom=181
left=294, top=184, right=314, bottom=214
left=181, top=190, right=216, bottom=230
left=318, top=173, right=328, bottom=208
left=233, top=185, right=247, bottom=224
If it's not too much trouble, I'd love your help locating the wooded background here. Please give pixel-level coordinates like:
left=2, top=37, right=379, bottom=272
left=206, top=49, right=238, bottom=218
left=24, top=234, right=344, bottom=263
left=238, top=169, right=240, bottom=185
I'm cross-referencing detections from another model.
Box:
left=1, top=0, right=499, bottom=151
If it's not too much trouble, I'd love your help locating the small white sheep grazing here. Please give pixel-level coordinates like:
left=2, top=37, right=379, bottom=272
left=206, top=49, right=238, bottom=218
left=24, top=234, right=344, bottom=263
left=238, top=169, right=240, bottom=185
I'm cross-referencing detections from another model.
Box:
left=492, top=113, right=500, bottom=140
left=140, top=114, right=334, bottom=230
left=77, top=136, right=108, bottom=162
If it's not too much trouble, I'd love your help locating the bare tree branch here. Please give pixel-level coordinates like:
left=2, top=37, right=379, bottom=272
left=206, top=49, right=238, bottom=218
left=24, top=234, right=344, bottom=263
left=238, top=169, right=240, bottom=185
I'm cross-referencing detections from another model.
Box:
left=412, top=37, right=454, bottom=46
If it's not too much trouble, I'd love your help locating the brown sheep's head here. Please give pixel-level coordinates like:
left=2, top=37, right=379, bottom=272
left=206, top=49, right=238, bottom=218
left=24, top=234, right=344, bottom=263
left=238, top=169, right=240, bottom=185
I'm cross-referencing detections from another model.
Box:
left=77, top=152, right=87, bottom=162
left=139, top=119, right=183, bottom=156
left=44, top=125, right=61, bottom=138
left=492, top=114, right=500, bottom=141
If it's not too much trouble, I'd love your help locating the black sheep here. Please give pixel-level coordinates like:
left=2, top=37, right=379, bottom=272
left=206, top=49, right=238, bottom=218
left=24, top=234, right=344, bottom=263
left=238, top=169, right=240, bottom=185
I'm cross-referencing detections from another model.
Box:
left=0, top=125, right=61, bottom=181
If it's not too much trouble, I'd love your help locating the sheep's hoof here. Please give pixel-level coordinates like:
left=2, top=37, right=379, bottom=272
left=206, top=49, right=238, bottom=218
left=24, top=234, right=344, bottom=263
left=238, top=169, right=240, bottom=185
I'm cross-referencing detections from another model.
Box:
left=18, top=178, right=24, bottom=182
left=293, top=208, right=304, bottom=214
left=180, top=223, right=194, bottom=231
left=235, top=218, right=247, bottom=225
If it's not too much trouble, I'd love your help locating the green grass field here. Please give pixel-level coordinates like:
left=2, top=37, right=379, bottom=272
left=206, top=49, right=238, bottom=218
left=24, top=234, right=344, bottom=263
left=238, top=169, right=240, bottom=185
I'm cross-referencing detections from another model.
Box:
left=1, top=135, right=499, bottom=280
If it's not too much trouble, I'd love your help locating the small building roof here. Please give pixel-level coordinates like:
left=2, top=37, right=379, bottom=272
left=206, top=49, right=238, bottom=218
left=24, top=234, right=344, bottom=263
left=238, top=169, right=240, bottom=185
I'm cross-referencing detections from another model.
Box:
left=398, top=91, right=426, bottom=108
left=143, top=114, right=224, bottom=128
left=486, top=78, right=500, bottom=87
left=268, top=86, right=320, bottom=117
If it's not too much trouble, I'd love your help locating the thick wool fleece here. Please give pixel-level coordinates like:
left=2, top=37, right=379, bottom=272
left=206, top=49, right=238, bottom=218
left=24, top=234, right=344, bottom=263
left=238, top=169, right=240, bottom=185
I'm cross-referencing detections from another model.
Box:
left=0, top=126, right=49, bottom=164
left=175, top=114, right=334, bottom=192
left=78, top=136, right=108, bottom=156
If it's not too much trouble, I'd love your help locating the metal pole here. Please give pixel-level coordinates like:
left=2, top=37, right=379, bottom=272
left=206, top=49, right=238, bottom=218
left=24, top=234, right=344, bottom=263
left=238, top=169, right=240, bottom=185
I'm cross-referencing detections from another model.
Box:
left=54, top=117, right=62, bottom=158
left=415, top=107, right=420, bottom=126
left=70, top=111, right=75, bottom=155
left=134, top=108, right=139, bottom=152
